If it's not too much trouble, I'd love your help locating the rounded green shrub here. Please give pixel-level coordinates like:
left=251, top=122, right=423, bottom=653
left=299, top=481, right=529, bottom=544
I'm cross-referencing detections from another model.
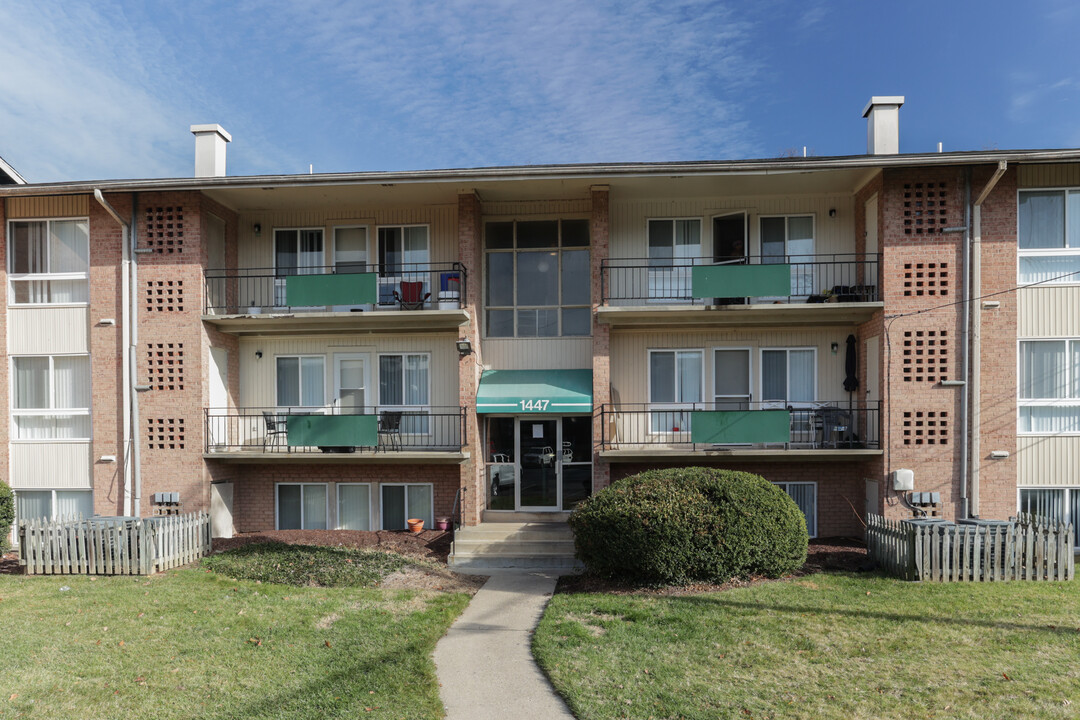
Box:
left=0, top=480, right=14, bottom=555
left=568, top=467, right=808, bottom=584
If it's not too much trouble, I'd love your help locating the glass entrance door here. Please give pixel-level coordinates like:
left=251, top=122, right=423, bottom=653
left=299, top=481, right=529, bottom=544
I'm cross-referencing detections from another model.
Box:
left=519, top=419, right=559, bottom=509
left=485, top=416, right=593, bottom=512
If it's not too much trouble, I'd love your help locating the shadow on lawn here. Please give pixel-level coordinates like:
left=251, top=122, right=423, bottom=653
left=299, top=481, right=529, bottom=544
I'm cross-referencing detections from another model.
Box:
left=675, top=594, right=1080, bottom=637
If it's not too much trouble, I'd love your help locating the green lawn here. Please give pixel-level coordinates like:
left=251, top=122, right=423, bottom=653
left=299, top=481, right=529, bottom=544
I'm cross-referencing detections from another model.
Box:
left=534, top=573, right=1080, bottom=719
left=0, top=563, right=469, bottom=719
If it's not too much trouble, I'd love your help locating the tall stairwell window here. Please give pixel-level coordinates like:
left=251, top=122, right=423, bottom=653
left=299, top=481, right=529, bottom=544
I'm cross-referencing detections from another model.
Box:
left=1018, top=190, right=1080, bottom=284
left=8, top=219, right=89, bottom=305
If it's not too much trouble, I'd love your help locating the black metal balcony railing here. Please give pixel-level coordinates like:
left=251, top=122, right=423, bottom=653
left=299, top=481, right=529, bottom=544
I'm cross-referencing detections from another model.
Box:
left=203, top=263, right=466, bottom=315
left=600, top=254, right=881, bottom=305
left=204, top=406, right=465, bottom=454
left=596, top=401, right=881, bottom=451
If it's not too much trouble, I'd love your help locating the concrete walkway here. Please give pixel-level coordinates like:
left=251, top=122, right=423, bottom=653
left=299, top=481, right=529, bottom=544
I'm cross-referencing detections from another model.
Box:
left=433, top=572, right=575, bottom=719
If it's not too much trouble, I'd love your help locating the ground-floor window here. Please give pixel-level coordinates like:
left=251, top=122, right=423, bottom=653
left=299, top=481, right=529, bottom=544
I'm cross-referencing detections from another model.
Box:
left=337, top=483, right=371, bottom=531
left=14, top=489, right=92, bottom=523
left=381, top=484, right=433, bottom=530
left=276, top=483, right=328, bottom=530
left=773, top=481, right=816, bottom=538
left=1019, top=488, right=1080, bottom=548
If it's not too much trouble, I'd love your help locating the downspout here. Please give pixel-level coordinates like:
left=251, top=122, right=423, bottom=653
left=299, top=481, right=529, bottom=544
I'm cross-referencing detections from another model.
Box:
left=957, top=172, right=972, bottom=520
left=130, top=194, right=143, bottom=517
left=93, top=189, right=132, bottom=516
left=970, top=160, right=1009, bottom=518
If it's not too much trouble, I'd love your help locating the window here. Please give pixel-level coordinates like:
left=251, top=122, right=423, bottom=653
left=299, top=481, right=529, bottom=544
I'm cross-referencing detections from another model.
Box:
left=337, top=484, right=371, bottom=531
left=274, top=228, right=324, bottom=305
left=484, top=219, right=590, bottom=337
left=1019, top=488, right=1080, bottom=548
left=14, top=490, right=93, bottom=523
left=380, top=484, right=433, bottom=530
left=378, top=226, right=429, bottom=273
left=379, top=353, right=430, bottom=433
left=276, top=484, right=327, bottom=530
left=647, top=218, right=700, bottom=301
left=1018, top=340, right=1080, bottom=433
left=761, top=348, right=816, bottom=404
left=649, top=349, right=703, bottom=432
left=713, top=348, right=751, bottom=409
left=333, top=227, right=369, bottom=273
left=11, top=355, right=91, bottom=439
left=760, top=215, right=814, bottom=296
left=1018, top=189, right=1080, bottom=283
left=8, top=219, right=90, bottom=304
left=774, top=482, right=817, bottom=538
left=276, top=356, right=325, bottom=408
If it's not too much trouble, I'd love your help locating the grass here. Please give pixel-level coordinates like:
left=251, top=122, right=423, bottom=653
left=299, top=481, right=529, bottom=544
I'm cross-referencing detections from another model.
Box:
left=200, top=542, right=414, bottom=587
left=534, top=572, right=1080, bottom=719
left=0, top=548, right=470, bottom=719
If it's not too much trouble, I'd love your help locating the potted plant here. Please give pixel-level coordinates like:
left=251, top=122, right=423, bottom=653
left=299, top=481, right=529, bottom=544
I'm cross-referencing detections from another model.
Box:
left=407, top=518, right=424, bottom=534
left=435, top=516, right=450, bottom=531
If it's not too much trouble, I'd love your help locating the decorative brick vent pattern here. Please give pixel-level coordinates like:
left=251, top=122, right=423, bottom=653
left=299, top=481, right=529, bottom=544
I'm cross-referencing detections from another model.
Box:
left=902, top=262, right=949, bottom=297
left=144, top=206, right=185, bottom=253
left=902, top=330, right=949, bottom=383
left=902, top=411, right=948, bottom=446
left=902, top=183, right=949, bottom=235
left=147, top=343, right=184, bottom=390
left=148, top=418, right=185, bottom=450
left=145, top=280, right=184, bottom=311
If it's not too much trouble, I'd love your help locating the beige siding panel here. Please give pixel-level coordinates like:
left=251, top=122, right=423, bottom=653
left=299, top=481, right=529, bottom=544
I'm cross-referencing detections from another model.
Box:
left=9, top=442, right=92, bottom=489
left=237, top=205, right=457, bottom=270
left=6, top=195, right=90, bottom=219
left=610, top=194, right=857, bottom=259
left=609, top=327, right=854, bottom=404
left=238, top=334, right=458, bottom=408
left=1017, top=435, right=1080, bottom=486
left=480, top=199, right=591, bottom=217
left=1018, top=287, right=1080, bottom=336
left=482, top=338, right=592, bottom=370
left=8, top=307, right=89, bottom=354
left=1018, top=164, right=1080, bottom=188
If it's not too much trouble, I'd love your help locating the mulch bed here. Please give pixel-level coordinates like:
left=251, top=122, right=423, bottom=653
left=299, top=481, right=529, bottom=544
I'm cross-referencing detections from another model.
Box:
left=210, top=528, right=454, bottom=562
left=555, top=537, right=870, bottom=595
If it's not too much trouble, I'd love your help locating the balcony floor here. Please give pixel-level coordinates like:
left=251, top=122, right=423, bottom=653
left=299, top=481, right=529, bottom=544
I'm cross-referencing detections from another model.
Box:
left=597, top=301, right=882, bottom=328
left=204, top=450, right=470, bottom=464
left=600, top=447, right=882, bottom=462
left=202, top=308, right=470, bottom=335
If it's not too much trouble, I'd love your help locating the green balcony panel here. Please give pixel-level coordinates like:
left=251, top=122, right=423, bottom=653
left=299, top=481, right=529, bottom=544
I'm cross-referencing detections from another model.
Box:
left=691, top=264, right=791, bottom=299
left=286, top=414, right=377, bottom=447
left=285, top=273, right=377, bottom=307
left=689, top=410, right=790, bottom=444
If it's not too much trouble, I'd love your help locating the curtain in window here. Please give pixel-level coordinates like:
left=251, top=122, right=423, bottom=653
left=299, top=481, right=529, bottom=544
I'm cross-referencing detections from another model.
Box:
left=673, top=220, right=699, bottom=258
left=407, top=485, right=433, bottom=526
left=780, top=484, right=816, bottom=537
left=278, top=485, right=302, bottom=529
left=1020, top=488, right=1065, bottom=519
left=1018, top=406, right=1080, bottom=433
left=404, top=355, right=428, bottom=405
left=300, top=357, right=325, bottom=407
left=789, top=350, right=815, bottom=402
left=761, top=350, right=787, bottom=402
left=299, top=230, right=323, bottom=274
left=11, top=222, right=47, bottom=274
left=50, top=220, right=90, bottom=273
left=338, top=485, right=370, bottom=530
left=676, top=352, right=702, bottom=402
left=1071, top=490, right=1080, bottom=547
left=302, top=485, right=327, bottom=529
left=53, top=356, right=90, bottom=409
left=55, top=491, right=92, bottom=520
left=16, top=491, right=51, bottom=522
left=760, top=218, right=786, bottom=262
left=380, top=355, right=403, bottom=405
left=1020, top=342, right=1067, bottom=399
left=403, top=227, right=429, bottom=265
left=1018, top=254, right=1080, bottom=284
left=13, top=358, right=48, bottom=409
left=1019, top=192, right=1065, bottom=249
left=382, top=485, right=406, bottom=530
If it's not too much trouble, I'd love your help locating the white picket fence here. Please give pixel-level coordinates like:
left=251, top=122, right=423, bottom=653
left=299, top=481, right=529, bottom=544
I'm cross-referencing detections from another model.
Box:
left=17, top=512, right=212, bottom=576
left=867, top=513, right=1075, bottom=582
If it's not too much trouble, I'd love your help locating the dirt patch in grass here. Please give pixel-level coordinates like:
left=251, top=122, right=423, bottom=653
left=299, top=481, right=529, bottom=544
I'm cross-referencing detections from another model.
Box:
left=556, top=537, right=870, bottom=595
left=0, top=551, right=19, bottom=575
left=379, top=564, right=486, bottom=595
left=211, top=528, right=453, bottom=562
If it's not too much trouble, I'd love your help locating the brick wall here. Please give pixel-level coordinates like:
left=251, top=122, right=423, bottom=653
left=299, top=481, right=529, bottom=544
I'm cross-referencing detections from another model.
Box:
left=232, top=463, right=460, bottom=532
left=590, top=186, right=611, bottom=493
left=457, top=192, right=482, bottom=524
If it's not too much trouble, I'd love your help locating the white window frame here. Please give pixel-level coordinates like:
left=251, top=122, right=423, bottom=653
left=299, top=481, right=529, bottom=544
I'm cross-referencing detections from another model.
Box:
left=332, top=352, right=372, bottom=412
left=1017, top=338, right=1080, bottom=435
left=773, top=481, right=817, bottom=539
left=377, top=352, right=432, bottom=435
left=758, top=347, right=818, bottom=405
left=7, top=217, right=91, bottom=307
left=482, top=218, right=591, bottom=339
left=273, top=227, right=326, bottom=274
left=12, top=489, right=93, bottom=523
left=757, top=214, right=816, bottom=257
left=1017, top=486, right=1080, bottom=549
left=712, top=346, right=753, bottom=409
left=331, top=224, right=372, bottom=271
left=275, top=354, right=327, bottom=409
left=645, top=217, right=703, bottom=304
left=377, top=224, right=430, bottom=272
left=10, top=353, right=92, bottom=442
left=379, top=482, right=434, bottom=530
left=336, top=482, right=373, bottom=531
left=1016, top=187, right=1080, bottom=286
left=647, top=348, right=704, bottom=435
left=274, top=482, right=329, bottom=530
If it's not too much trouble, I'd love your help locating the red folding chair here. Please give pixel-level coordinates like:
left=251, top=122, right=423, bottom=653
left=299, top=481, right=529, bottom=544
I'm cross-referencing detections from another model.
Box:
left=394, top=281, right=431, bottom=310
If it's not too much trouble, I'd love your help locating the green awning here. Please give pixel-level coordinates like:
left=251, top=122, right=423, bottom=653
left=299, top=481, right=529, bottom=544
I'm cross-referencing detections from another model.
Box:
left=476, top=369, right=593, bottom=414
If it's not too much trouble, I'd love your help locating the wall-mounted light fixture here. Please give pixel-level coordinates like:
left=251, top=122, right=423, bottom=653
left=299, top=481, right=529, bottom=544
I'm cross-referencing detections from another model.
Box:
left=253, top=223, right=262, bottom=236
left=831, top=342, right=839, bottom=354
left=255, top=350, right=263, bottom=359
left=456, top=339, right=473, bottom=357
left=828, top=208, right=837, bottom=217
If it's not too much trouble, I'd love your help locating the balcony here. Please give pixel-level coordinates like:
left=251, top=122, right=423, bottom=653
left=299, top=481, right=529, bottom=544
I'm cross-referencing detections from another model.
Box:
left=598, top=254, right=881, bottom=328
left=202, top=263, right=469, bottom=334
left=204, top=406, right=467, bottom=463
left=597, top=401, right=882, bottom=461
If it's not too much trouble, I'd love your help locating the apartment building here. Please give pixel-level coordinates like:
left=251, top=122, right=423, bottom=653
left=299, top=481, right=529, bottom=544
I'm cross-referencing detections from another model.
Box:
left=2, top=99, right=1079, bottom=555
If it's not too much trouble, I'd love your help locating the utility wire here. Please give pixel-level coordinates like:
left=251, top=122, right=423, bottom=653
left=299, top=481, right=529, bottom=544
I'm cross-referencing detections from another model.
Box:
left=883, top=267, right=1080, bottom=321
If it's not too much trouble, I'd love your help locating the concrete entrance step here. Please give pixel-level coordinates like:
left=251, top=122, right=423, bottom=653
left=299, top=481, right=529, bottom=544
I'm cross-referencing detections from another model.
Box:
left=482, top=511, right=572, bottom=523
left=449, top=521, right=582, bottom=572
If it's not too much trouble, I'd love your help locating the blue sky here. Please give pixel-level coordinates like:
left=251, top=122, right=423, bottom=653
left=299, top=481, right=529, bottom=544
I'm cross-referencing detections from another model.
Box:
left=1, top=0, right=1078, bottom=182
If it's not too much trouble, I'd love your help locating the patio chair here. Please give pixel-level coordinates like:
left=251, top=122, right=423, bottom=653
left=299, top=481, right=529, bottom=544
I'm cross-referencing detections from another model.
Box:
left=393, top=281, right=430, bottom=310
left=561, top=441, right=573, bottom=464
left=262, top=411, right=288, bottom=451
left=378, top=410, right=403, bottom=451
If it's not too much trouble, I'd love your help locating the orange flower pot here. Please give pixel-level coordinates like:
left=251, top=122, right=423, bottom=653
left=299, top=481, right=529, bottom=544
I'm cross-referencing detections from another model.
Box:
left=407, top=518, right=424, bottom=534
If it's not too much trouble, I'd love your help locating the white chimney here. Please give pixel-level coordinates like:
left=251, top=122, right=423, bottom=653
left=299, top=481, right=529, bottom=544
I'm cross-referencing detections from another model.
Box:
left=861, top=97, right=904, bottom=155
left=190, top=124, right=232, bottom=177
